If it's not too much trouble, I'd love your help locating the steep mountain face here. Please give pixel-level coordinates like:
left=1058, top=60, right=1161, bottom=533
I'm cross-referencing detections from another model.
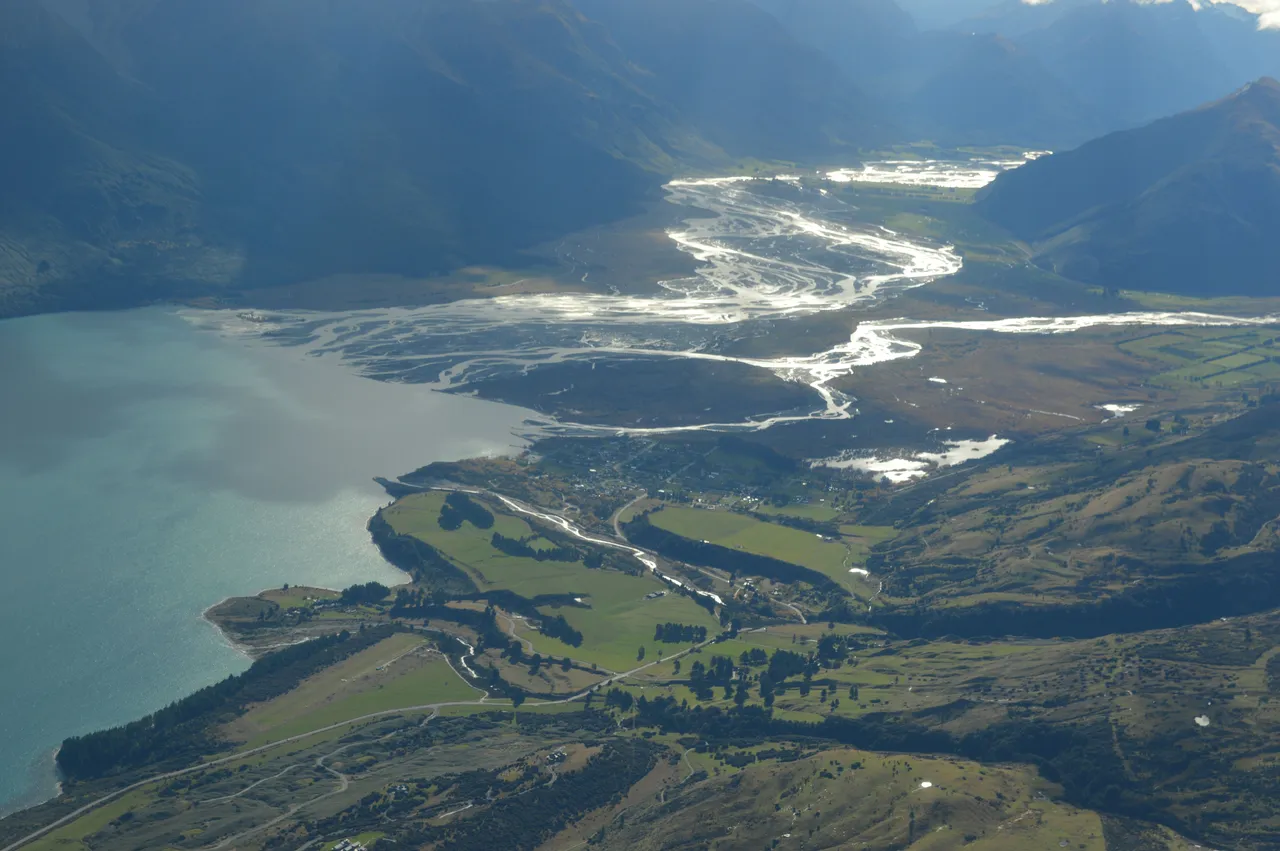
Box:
left=3, top=0, right=705, bottom=315
left=1019, top=0, right=1243, bottom=129
left=2, top=0, right=896, bottom=318
left=0, top=0, right=210, bottom=316
left=572, top=0, right=892, bottom=158
left=751, top=0, right=1280, bottom=147
left=747, top=0, right=917, bottom=82
left=901, top=33, right=1104, bottom=146
left=976, top=79, right=1280, bottom=296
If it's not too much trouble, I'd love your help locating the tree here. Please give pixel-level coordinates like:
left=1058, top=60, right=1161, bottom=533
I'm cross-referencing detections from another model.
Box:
left=637, top=646, right=646, bottom=662
left=673, top=659, right=681, bottom=675
left=759, top=672, right=775, bottom=707
left=849, top=684, right=859, bottom=701
left=1145, top=418, right=1162, bottom=432
left=561, top=656, right=572, bottom=672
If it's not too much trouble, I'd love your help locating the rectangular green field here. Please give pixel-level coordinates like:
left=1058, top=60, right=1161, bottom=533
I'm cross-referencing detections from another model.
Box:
left=650, top=505, right=855, bottom=583
left=233, top=635, right=482, bottom=745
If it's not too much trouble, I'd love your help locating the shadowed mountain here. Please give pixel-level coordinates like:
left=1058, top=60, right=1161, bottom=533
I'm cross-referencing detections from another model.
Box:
left=750, top=0, right=1280, bottom=147
left=1019, top=0, right=1246, bottom=129
left=746, top=0, right=918, bottom=82
left=976, top=78, right=1280, bottom=296
left=2, top=0, right=890, bottom=318
left=572, top=0, right=893, bottom=158
left=900, top=32, right=1103, bottom=146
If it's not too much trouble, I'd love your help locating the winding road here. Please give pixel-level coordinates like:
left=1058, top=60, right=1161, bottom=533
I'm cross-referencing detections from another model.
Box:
left=0, top=627, right=719, bottom=851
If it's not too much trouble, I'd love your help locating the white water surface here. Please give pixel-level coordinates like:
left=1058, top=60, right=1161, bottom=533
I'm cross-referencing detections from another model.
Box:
left=827, top=152, right=1050, bottom=189
left=813, top=436, right=1012, bottom=482
left=191, top=173, right=1279, bottom=446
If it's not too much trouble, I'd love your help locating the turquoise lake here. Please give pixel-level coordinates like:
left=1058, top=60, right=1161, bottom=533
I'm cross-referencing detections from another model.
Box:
left=0, top=308, right=528, bottom=815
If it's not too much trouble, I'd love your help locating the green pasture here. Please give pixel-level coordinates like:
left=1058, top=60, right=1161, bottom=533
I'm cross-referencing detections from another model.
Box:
left=384, top=493, right=718, bottom=672
left=650, top=505, right=855, bottom=583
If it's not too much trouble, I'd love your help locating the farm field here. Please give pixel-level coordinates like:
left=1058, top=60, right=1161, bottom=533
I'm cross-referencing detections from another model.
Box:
left=382, top=492, right=720, bottom=672
left=1117, top=327, right=1280, bottom=388
left=226, top=634, right=482, bottom=746
left=648, top=504, right=860, bottom=585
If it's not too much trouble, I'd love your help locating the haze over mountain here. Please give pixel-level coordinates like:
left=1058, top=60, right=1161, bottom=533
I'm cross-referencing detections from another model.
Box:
left=2, top=0, right=892, bottom=318
left=752, top=0, right=1280, bottom=145
left=977, top=78, right=1280, bottom=296
left=6, top=0, right=1280, bottom=318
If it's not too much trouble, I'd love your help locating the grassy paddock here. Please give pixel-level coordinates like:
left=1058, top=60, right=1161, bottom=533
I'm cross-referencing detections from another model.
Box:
left=227, top=634, right=481, bottom=746
left=384, top=493, right=719, bottom=672
left=651, top=505, right=852, bottom=576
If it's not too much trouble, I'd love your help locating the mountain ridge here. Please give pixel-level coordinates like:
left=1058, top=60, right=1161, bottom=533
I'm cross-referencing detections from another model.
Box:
left=976, top=77, right=1280, bottom=296
left=0, top=0, right=897, bottom=318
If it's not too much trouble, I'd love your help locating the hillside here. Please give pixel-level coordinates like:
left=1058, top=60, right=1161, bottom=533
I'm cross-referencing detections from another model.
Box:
left=573, top=0, right=892, bottom=158
left=750, top=0, right=1280, bottom=147
left=977, top=78, right=1280, bottom=296
left=0, top=0, right=891, bottom=318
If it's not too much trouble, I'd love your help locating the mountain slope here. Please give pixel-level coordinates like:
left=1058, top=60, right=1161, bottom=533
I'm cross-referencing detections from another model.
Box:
left=0, top=0, right=217, bottom=316
left=976, top=78, right=1280, bottom=296
left=747, top=0, right=917, bottom=82
left=2, top=0, right=897, bottom=317
left=749, top=0, right=1280, bottom=148
left=901, top=33, right=1104, bottom=146
left=1, top=0, right=704, bottom=315
left=573, top=0, right=892, bottom=158
left=1018, top=0, right=1243, bottom=129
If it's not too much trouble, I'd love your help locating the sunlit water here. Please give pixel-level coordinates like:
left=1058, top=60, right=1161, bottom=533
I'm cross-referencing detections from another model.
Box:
left=0, top=309, right=529, bottom=815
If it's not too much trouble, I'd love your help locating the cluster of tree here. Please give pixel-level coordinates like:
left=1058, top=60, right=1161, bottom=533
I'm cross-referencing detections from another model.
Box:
left=390, top=587, right=449, bottom=613
left=867, top=549, right=1280, bottom=641
left=815, top=633, right=860, bottom=666
left=688, top=655, right=737, bottom=701
left=757, top=512, right=841, bottom=538
left=389, top=593, right=508, bottom=646
left=397, top=740, right=661, bottom=851
left=490, top=532, right=578, bottom=563
left=368, top=512, right=478, bottom=594
left=522, top=653, right=574, bottom=677
left=58, top=626, right=395, bottom=781
left=537, top=614, right=584, bottom=648
left=339, top=581, right=390, bottom=605
left=623, top=514, right=843, bottom=594
left=719, top=745, right=809, bottom=767
left=629, top=698, right=1163, bottom=827
left=765, top=648, right=817, bottom=682
left=604, top=687, right=635, bottom=712
left=653, top=623, right=708, bottom=644
left=455, top=589, right=584, bottom=621
left=438, top=492, right=495, bottom=531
